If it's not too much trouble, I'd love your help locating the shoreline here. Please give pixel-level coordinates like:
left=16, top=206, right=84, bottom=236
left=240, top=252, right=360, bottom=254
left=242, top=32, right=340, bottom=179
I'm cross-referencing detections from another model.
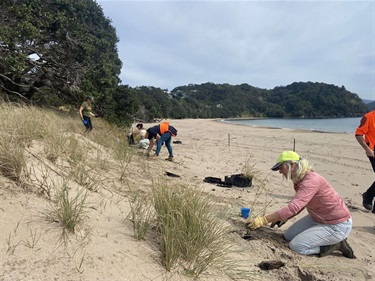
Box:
left=218, top=117, right=359, bottom=134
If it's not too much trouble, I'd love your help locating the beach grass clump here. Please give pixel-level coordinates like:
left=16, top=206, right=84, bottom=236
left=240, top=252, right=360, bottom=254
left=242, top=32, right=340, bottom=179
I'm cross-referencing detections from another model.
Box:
left=0, top=103, right=54, bottom=145
left=241, top=155, right=261, bottom=180
left=113, top=139, right=133, bottom=182
left=46, top=181, right=88, bottom=234
left=0, top=133, right=26, bottom=182
left=128, top=193, right=154, bottom=240
left=44, top=132, right=69, bottom=163
left=151, top=181, right=233, bottom=277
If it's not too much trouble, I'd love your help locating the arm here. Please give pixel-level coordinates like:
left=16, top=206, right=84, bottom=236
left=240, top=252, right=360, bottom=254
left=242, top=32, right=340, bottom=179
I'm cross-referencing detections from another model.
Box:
left=79, top=105, right=84, bottom=120
left=146, top=139, right=154, bottom=156
left=265, top=211, right=282, bottom=224
left=355, top=135, right=374, bottom=157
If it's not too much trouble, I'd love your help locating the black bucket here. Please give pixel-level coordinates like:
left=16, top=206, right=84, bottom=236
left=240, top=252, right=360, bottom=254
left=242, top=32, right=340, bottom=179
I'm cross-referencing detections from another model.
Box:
left=225, top=174, right=252, bottom=187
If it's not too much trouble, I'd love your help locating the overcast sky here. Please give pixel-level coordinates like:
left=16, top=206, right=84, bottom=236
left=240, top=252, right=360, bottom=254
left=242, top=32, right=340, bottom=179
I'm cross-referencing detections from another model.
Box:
left=96, top=0, right=375, bottom=100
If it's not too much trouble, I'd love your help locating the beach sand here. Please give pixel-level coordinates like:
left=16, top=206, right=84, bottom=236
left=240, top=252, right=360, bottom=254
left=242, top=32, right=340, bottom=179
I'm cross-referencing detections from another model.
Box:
left=0, top=118, right=374, bottom=281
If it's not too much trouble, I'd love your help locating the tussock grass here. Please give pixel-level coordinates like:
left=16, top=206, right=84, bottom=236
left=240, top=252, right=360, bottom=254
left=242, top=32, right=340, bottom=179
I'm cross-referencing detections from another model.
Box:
left=44, top=132, right=68, bottom=163
left=0, top=133, right=26, bottom=182
left=71, top=162, right=105, bottom=192
left=151, top=181, right=233, bottom=277
left=113, top=139, right=133, bottom=181
left=46, top=181, right=88, bottom=234
left=128, top=193, right=154, bottom=240
left=241, top=155, right=260, bottom=180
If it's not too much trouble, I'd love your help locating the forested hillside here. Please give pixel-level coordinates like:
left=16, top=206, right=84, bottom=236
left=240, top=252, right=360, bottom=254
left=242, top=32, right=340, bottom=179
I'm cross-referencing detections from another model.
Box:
left=129, top=82, right=368, bottom=121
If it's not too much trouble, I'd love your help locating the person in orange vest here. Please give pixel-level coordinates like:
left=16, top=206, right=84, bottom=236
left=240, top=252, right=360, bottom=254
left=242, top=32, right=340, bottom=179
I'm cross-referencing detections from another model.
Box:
left=145, top=122, right=177, bottom=161
left=355, top=110, right=375, bottom=213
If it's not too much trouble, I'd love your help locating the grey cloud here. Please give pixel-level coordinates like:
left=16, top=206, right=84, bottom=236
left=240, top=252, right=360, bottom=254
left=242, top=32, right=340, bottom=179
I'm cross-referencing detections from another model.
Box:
left=98, top=0, right=374, bottom=99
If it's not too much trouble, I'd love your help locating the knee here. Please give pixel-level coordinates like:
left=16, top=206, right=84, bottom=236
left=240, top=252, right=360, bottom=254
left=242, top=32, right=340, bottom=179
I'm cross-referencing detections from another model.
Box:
left=288, top=240, right=309, bottom=255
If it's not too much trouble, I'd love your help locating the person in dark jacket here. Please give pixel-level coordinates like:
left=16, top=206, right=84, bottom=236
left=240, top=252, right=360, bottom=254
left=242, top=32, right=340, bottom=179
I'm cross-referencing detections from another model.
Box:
left=145, top=121, right=177, bottom=161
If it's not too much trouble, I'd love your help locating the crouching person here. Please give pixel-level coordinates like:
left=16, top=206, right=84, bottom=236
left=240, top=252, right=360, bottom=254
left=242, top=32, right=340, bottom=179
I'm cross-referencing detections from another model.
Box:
left=247, top=151, right=355, bottom=259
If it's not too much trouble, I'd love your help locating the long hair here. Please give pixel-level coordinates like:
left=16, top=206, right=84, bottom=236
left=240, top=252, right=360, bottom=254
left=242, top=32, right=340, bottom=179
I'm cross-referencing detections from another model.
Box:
left=284, top=158, right=313, bottom=184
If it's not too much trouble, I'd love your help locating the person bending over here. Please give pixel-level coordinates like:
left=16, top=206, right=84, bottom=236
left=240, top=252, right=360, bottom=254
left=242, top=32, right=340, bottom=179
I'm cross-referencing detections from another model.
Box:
left=145, top=121, right=177, bottom=161
left=247, top=151, right=355, bottom=259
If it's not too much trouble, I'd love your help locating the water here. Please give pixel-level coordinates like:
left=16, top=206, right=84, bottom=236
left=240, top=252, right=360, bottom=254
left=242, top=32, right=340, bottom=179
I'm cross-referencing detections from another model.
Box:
left=222, top=117, right=361, bottom=134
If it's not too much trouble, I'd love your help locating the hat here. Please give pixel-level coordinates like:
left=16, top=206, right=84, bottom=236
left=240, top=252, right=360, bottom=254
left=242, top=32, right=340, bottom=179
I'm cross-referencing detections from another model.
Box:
left=271, top=151, right=300, bottom=171
left=87, top=96, right=94, bottom=101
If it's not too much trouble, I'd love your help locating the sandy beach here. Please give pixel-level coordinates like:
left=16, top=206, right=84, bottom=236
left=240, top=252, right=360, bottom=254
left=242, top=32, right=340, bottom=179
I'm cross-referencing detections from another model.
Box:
left=1, top=118, right=374, bottom=281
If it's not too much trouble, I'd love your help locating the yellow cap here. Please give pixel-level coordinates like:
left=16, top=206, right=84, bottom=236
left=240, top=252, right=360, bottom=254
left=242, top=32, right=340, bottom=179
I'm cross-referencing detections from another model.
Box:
left=271, top=151, right=300, bottom=171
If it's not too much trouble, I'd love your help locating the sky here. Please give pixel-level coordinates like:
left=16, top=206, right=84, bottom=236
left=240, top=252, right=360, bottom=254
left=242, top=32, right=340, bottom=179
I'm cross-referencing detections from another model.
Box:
left=96, top=0, right=375, bottom=100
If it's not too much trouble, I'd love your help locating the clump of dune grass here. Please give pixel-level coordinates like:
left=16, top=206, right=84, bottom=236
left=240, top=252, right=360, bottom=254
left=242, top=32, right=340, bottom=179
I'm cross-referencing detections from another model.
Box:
left=151, top=181, right=233, bottom=277
left=241, top=154, right=261, bottom=180
left=71, top=162, right=104, bottom=192
left=0, top=133, right=26, bottom=182
left=65, top=135, right=87, bottom=166
left=44, top=132, right=68, bottom=163
left=46, top=181, right=88, bottom=234
left=128, top=193, right=154, bottom=240
left=113, top=139, right=133, bottom=181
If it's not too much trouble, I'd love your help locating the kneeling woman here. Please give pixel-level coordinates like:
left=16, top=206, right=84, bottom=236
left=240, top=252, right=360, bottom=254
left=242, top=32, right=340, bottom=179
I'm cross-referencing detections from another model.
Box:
left=247, top=151, right=355, bottom=259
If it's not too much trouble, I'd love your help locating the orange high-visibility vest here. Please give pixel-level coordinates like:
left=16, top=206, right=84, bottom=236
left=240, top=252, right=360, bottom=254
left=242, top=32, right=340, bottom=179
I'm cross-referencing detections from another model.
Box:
left=159, top=122, right=170, bottom=134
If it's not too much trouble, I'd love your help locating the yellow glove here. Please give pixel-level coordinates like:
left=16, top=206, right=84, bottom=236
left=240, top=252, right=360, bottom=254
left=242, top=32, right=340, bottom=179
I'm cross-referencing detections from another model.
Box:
left=246, top=216, right=268, bottom=230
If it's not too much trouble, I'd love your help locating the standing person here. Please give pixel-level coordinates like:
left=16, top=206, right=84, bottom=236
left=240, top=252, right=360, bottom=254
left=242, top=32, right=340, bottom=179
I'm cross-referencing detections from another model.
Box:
left=355, top=111, right=375, bottom=213
left=145, top=121, right=177, bottom=161
left=79, top=96, right=97, bottom=132
left=247, top=151, right=355, bottom=259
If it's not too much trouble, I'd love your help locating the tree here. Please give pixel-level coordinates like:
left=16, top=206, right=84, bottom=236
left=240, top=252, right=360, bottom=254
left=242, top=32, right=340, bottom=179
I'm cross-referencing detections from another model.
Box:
left=0, top=0, right=121, bottom=107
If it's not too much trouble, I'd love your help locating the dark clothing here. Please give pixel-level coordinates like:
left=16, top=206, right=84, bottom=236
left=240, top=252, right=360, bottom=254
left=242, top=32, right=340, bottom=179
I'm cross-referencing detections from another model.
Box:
left=356, top=111, right=375, bottom=202
left=146, top=123, right=177, bottom=157
left=83, top=116, right=93, bottom=132
left=366, top=156, right=375, bottom=198
left=146, top=124, right=177, bottom=140
left=146, top=125, right=161, bottom=140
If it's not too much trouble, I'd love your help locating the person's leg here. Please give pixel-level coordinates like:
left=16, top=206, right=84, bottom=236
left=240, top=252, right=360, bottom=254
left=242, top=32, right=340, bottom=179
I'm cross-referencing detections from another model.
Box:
left=164, top=133, right=173, bottom=157
left=155, top=138, right=163, bottom=156
left=155, top=132, right=172, bottom=156
left=363, top=156, right=375, bottom=209
left=87, top=117, right=93, bottom=131
left=283, top=215, right=316, bottom=241
left=82, top=116, right=90, bottom=131
left=288, top=218, right=352, bottom=255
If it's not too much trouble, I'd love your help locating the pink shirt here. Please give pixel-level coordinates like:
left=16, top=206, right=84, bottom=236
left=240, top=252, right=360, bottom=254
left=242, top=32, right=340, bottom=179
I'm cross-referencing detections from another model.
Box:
left=277, top=171, right=351, bottom=224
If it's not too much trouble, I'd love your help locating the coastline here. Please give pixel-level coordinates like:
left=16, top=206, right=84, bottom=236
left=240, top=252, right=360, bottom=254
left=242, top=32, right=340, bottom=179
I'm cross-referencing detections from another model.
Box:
left=219, top=117, right=360, bottom=134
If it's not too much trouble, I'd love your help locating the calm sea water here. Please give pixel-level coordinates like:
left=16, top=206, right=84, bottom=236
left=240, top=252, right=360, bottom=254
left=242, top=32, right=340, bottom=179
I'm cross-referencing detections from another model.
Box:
left=222, top=117, right=361, bottom=134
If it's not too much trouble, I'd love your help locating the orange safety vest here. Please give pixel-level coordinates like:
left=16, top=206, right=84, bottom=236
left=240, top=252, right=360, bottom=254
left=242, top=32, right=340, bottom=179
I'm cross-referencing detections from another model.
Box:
left=159, top=122, right=170, bottom=134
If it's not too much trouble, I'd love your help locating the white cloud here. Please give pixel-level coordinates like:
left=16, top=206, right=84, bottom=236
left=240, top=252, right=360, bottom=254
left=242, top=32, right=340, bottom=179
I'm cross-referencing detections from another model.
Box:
left=98, top=0, right=375, bottom=99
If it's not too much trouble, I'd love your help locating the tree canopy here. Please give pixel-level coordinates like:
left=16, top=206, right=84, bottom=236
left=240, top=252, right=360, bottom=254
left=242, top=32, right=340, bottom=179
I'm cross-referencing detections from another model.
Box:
left=0, top=0, right=121, bottom=109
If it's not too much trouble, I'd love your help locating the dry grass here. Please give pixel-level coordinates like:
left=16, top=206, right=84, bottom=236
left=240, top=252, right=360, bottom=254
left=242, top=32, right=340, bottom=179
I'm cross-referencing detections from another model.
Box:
left=0, top=103, right=260, bottom=279
left=46, top=181, right=88, bottom=234
left=151, top=181, right=234, bottom=277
